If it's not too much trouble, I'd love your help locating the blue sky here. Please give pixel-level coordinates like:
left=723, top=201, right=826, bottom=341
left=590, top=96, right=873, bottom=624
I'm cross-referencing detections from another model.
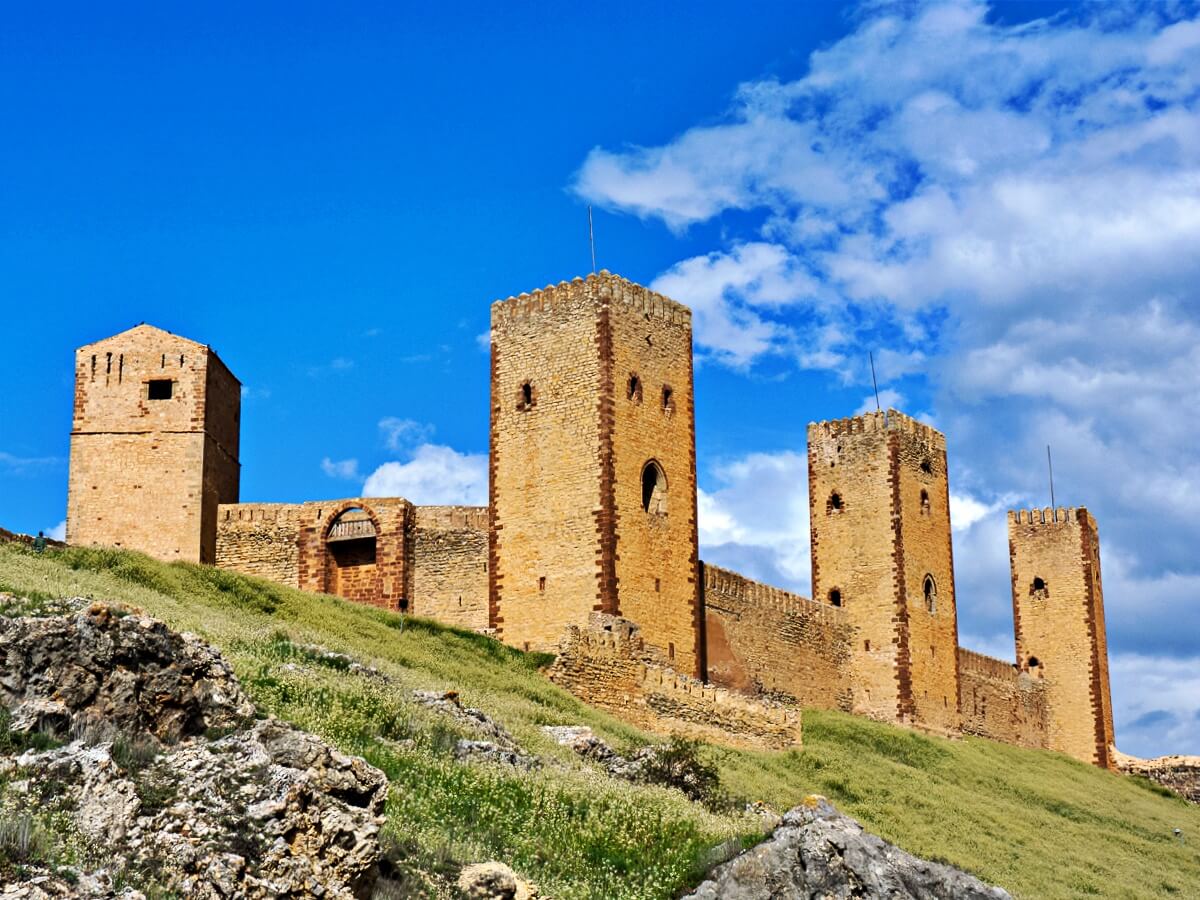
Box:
left=2, top=0, right=1198, bottom=758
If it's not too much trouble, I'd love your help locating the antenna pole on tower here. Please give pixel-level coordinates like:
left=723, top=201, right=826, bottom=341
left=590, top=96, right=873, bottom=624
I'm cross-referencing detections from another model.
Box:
left=588, top=205, right=597, bottom=274
left=1047, top=444, right=1056, bottom=509
left=870, top=351, right=881, bottom=412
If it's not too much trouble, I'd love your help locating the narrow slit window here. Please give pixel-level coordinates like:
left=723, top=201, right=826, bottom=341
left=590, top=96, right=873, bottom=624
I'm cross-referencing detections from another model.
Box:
left=661, top=385, right=674, bottom=413
left=148, top=379, right=173, bottom=400
left=518, top=381, right=535, bottom=410
left=627, top=373, right=643, bottom=403
left=920, top=489, right=930, bottom=515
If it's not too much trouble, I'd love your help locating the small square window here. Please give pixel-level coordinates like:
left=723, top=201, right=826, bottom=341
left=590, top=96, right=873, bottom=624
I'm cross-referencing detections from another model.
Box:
left=148, top=380, right=173, bottom=400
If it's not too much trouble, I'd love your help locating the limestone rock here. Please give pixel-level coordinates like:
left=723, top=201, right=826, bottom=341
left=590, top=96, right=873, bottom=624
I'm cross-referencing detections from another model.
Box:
left=0, top=602, right=255, bottom=743
left=457, top=861, right=537, bottom=899
left=0, top=601, right=386, bottom=898
left=684, top=796, right=1011, bottom=900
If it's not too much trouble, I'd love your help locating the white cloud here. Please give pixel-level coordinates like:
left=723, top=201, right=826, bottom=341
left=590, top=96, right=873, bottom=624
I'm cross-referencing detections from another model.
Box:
left=1111, top=653, right=1200, bottom=758
left=576, top=0, right=1200, bottom=756
left=362, top=444, right=487, bottom=506
left=45, top=521, right=65, bottom=542
left=854, top=388, right=904, bottom=416
left=320, top=457, right=360, bottom=480
left=378, top=417, right=434, bottom=452
left=698, top=450, right=811, bottom=593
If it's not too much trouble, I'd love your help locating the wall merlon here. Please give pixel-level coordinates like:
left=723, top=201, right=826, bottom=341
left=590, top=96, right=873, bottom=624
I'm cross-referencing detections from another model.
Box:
left=1008, top=506, right=1090, bottom=527
left=490, top=271, right=692, bottom=325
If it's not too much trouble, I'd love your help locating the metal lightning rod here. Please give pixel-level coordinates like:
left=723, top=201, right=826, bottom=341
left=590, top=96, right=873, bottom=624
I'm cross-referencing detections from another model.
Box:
left=1047, top=444, right=1056, bottom=509
left=588, top=205, right=597, bottom=274
left=870, top=351, right=881, bottom=412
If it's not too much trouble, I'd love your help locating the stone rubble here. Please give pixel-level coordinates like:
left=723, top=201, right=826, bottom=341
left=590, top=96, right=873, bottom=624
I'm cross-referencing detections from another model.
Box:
left=414, top=690, right=539, bottom=769
left=683, top=795, right=1011, bottom=900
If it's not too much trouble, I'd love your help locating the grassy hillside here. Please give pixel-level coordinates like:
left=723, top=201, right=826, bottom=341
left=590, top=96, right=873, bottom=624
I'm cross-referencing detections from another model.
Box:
left=1, top=541, right=1197, bottom=899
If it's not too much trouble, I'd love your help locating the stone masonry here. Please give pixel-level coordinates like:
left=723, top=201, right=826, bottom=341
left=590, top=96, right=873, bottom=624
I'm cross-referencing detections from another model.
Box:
left=66, top=272, right=1125, bottom=769
left=1010, top=507, right=1116, bottom=768
left=807, top=411, right=961, bottom=736
left=489, top=273, right=701, bottom=675
left=67, top=324, right=240, bottom=565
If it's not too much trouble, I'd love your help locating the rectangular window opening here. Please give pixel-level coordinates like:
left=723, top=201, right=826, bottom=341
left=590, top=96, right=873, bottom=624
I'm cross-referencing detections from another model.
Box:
left=148, top=379, right=173, bottom=400
left=538, top=576, right=546, bottom=592
left=668, top=642, right=675, bottom=660
left=654, top=578, right=661, bottom=592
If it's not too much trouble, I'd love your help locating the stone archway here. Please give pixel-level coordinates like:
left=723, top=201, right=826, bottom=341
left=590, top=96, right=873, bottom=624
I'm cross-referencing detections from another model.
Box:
left=323, top=506, right=380, bottom=604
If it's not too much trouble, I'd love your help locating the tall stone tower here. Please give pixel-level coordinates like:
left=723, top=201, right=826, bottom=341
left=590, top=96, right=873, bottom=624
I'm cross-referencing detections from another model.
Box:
left=1009, top=507, right=1115, bottom=768
left=807, top=409, right=960, bottom=733
left=67, top=324, right=241, bottom=564
left=489, top=272, right=702, bottom=675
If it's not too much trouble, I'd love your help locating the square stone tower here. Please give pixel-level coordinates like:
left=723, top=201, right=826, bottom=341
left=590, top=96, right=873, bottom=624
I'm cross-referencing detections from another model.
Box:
left=1009, top=507, right=1115, bottom=768
left=67, top=324, right=240, bottom=564
left=489, top=272, right=702, bottom=675
left=807, top=409, right=960, bottom=733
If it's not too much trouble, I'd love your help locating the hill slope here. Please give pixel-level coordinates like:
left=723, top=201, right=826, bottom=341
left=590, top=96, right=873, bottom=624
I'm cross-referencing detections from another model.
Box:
left=1, top=541, right=1197, bottom=899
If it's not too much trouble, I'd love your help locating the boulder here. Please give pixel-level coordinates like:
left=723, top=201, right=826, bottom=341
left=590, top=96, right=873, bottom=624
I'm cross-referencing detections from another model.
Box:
left=0, top=602, right=387, bottom=898
left=684, top=795, right=1011, bottom=900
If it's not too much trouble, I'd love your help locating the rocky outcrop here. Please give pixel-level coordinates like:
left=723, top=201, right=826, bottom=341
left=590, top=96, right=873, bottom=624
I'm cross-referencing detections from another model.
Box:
left=415, top=689, right=540, bottom=769
left=0, top=602, right=387, bottom=898
left=683, top=796, right=1010, bottom=900
left=0, top=602, right=254, bottom=742
left=1114, top=747, right=1200, bottom=803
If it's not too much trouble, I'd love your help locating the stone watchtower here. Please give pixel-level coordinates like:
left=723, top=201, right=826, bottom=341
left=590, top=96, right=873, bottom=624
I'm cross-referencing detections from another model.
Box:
left=808, top=410, right=960, bottom=733
left=67, top=325, right=241, bottom=564
left=489, top=272, right=702, bottom=675
left=1009, top=507, right=1115, bottom=768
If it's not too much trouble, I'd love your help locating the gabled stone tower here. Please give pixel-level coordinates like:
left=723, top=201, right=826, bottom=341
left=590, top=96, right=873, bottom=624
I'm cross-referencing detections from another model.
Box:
left=489, top=272, right=702, bottom=675
left=808, top=409, right=960, bottom=733
left=67, top=324, right=240, bottom=564
left=1009, top=507, right=1115, bottom=768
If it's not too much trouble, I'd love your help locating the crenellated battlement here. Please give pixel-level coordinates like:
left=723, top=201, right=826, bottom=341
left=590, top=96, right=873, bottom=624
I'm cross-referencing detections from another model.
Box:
left=491, top=270, right=691, bottom=326
left=957, top=647, right=1019, bottom=679
left=807, top=408, right=944, bottom=448
left=1008, top=507, right=1092, bottom=527
left=702, top=563, right=846, bottom=621
left=413, top=505, right=489, bottom=531
left=550, top=614, right=801, bottom=749
left=219, top=502, right=304, bottom=524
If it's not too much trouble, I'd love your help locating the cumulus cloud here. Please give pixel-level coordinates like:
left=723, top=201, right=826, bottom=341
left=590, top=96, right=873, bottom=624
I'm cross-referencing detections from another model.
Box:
left=698, top=450, right=811, bottom=593
left=362, top=444, right=487, bottom=506
left=577, top=0, right=1200, bottom=755
left=45, top=521, right=65, bottom=542
left=321, top=457, right=360, bottom=480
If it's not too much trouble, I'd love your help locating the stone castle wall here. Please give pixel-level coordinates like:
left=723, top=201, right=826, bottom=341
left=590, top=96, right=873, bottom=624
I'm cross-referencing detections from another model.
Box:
left=409, top=505, right=489, bottom=630
left=216, top=503, right=304, bottom=586
left=957, top=648, right=1049, bottom=750
left=549, top=615, right=802, bottom=751
left=807, top=410, right=960, bottom=733
left=701, top=564, right=853, bottom=710
left=1010, top=507, right=1115, bottom=768
left=605, top=280, right=700, bottom=675
left=490, top=273, right=701, bottom=674
left=490, top=281, right=605, bottom=652
left=67, top=325, right=240, bottom=565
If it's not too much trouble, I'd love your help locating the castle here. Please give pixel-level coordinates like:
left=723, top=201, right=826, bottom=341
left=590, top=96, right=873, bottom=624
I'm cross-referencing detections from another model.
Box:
left=66, top=272, right=1117, bottom=769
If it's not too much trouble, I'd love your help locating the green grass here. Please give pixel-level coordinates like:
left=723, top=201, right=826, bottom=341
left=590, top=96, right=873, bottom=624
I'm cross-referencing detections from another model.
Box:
left=1, top=541, right=1198, bottom=899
